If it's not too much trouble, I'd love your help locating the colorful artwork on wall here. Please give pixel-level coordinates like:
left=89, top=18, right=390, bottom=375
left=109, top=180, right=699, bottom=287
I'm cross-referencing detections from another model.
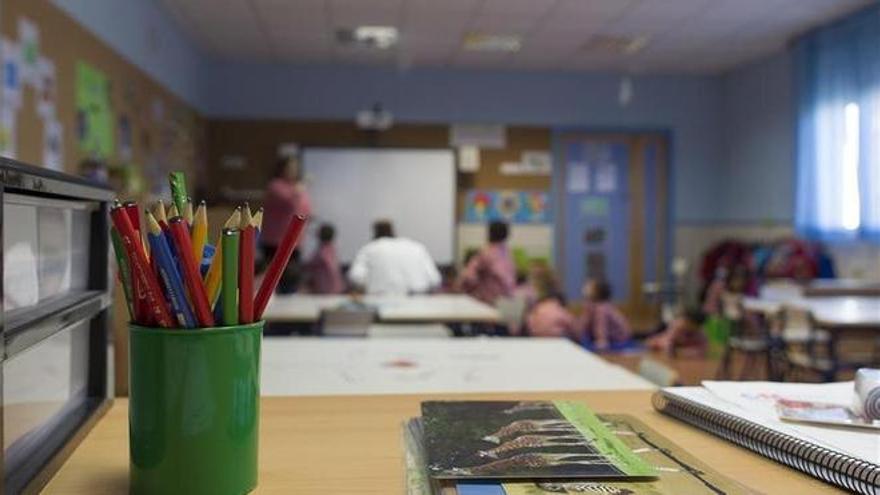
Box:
left=464, top=190, right=551, bottom=224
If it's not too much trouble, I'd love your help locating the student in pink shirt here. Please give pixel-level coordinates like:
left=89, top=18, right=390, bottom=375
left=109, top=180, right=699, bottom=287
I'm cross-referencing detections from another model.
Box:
left=527, top=294, right=576, bottom=338
left=262, top=155, right=312, bottom=292
left=306, top=223, right=345, bottom=294
left=576, top=279, right=633, bottom=351
left=262, top=156, right=312, bottom=258
left=459, top=221, right=516, bottom=304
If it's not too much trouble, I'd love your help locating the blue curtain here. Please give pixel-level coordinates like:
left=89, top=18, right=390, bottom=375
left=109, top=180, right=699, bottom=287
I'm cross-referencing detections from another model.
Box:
left=794, top=7, right=880, bottom=243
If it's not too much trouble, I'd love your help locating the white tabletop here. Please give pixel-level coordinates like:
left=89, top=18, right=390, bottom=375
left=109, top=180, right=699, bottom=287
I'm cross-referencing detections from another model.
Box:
left=261, top=293, right=501, bottom=323
left=743, top=295, right=880, bottom=328
left=367, top=323, right=452, bottom=338
left=260, top=337, right=655, bottom=396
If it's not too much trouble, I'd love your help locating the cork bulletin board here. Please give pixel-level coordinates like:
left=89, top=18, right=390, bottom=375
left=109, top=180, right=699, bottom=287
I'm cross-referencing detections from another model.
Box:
left=0, top=0, right=205, bottom=195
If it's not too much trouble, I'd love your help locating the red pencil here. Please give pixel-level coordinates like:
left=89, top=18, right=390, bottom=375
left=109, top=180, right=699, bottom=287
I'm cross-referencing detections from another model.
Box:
left=110, top=205, right=175, bottom=328
left=253, top=214, right=307, bottom=320
left=123, top=201, right=151, bottom=325
left=238, top=207, right=255, bottom=324
left=168, top=217, right=215, bottom=327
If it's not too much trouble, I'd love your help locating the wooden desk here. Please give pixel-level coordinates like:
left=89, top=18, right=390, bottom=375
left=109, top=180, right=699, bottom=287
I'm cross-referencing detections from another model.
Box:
left=262, top=294, right=501, bottom=324
left=43, top=391, right=844, bottom=494
left=261, top=337, right=655, bottom=395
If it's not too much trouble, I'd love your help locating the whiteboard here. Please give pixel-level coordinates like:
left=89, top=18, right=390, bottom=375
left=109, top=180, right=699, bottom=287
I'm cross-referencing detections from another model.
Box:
left=302, top=148, right=455, bottom=264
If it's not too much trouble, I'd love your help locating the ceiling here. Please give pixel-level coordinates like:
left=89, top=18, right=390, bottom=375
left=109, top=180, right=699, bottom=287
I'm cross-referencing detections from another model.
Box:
left=160, top=0, right=873, bottom=75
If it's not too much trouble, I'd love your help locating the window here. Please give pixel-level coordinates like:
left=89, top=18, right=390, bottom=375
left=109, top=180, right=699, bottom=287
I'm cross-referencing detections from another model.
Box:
left=841, top=102, right=860, bottom=231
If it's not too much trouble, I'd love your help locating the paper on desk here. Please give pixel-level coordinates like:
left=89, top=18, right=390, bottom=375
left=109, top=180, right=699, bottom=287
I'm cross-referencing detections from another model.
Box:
left=673, top=382, right=880, bottom=464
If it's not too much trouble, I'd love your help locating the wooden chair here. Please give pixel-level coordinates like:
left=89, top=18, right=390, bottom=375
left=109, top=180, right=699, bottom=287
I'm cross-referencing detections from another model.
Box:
left=715, top=293, right=773, bottom=380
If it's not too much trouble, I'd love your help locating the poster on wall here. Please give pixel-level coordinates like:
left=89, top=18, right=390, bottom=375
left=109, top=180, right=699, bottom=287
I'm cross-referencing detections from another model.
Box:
left=17, top=18, right=39, bottom=85
left=35, top=57, right=56, bottom=119
left=76, top=61, right=114, bottom=157
left=464, top=189, right=551, bottom=224
left=2, top=38, right=22, bottom=110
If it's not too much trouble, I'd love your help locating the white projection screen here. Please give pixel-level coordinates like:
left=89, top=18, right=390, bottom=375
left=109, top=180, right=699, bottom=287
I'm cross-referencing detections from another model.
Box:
left=301, top=148, right=456, bottom=264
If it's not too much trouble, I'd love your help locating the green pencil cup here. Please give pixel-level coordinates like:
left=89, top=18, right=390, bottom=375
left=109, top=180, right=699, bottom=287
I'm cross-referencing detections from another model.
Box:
left=129, top=322, right=263, bottom=495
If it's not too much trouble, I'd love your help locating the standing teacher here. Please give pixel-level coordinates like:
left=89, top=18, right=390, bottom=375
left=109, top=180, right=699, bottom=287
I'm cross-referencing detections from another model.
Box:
left=262, top=153, right=312, bottom=292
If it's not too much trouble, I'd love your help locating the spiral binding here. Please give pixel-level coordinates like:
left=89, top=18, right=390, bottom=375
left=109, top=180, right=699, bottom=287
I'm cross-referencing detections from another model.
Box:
left=652, top=391, right=880, bottom=495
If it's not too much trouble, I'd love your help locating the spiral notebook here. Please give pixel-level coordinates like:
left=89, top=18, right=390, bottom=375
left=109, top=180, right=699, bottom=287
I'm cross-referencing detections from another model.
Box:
left=653, top=381, right=880, bottom=495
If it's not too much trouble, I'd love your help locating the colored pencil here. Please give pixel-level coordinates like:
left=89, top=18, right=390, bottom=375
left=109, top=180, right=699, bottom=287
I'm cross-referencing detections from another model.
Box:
left=239, top=207, right=255, bottom=323
left=168, top=217, right=215, bottom=327
left=254, top=214, right=308, bottom=320
left=222, top=228, right=240, bottom=326
left=110, top=226, right=135, bottom=320
left=205, top=207, right=242, bottom=307
left=253, top=208, right=264, bottom=248
left=192, top=200, right=208, bottom=264
left=154, top=201, right=169, bottom=230
left=168, top=203, right=180, bottom=219
left=146, top=212, right=196, bottom=328
left=169, top=171, right=188, bottom=217
left=183, top=197, right=194, bottom=227
left=122, top=201, right=150, bottom=324
left=110, top=205, right=174, bottom=328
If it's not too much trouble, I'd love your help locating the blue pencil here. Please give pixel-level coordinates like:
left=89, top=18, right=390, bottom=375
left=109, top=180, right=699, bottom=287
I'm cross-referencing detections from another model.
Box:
left=147, top=212, right=196, bottom=328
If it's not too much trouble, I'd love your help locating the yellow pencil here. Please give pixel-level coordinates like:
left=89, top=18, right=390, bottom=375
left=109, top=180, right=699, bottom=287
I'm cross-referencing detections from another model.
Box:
left=192, top=200, right=208, bottom=264
left=154, top=201, right=167, bottom=224
left=205, top=206, right=242, bottom=307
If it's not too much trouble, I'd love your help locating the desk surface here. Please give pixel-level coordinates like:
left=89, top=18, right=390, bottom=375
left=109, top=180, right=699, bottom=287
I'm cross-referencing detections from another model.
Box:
left=44, top=391, right=844, bottom=494
left=261, top=337, right=654, bottom=395
left=743, top=295, right=880, bottom=327
left=262, top=293, right=501, bottom=323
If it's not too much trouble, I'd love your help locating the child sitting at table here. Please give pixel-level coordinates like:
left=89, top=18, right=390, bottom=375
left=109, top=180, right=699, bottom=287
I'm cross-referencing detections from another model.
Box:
left=576, top=279, right=633, bottom=351
left=522, top=266, right=576, bottom=338
left=645, top=308, right=708, bottom=356
left=305, top=223, right=345, bottom=294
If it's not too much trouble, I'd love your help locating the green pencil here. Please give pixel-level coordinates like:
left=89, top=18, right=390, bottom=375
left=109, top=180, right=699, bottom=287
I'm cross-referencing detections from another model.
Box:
left=221, top=227, right=240, bottom=326
left=168, top=171, right=188, bottom=217
left=110, top=226, right=136, bottom=319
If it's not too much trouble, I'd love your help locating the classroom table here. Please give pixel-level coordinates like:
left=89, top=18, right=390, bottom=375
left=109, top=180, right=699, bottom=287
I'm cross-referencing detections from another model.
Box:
left=261, top=293, right=501, bottom=324
left=742, top=295, right=880, bottom=327
left=260, top=337, right=655, bottom=395
left=42, top=391, right=844, bottom=494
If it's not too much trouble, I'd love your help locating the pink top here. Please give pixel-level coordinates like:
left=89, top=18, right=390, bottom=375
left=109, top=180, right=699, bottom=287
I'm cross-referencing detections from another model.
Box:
left=307, top=243, right=345, bottom=294
left=527, top=299, right=576, bottom=338
left=262, top=178, right=312, bottom=247
left=577, top=301, right=632, bottom=346
left=459, top=243, right=516, bottom=304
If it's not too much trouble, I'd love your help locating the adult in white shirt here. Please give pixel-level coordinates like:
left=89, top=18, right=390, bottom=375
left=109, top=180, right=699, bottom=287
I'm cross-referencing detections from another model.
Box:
left=348, top=220, right=441, bottom=295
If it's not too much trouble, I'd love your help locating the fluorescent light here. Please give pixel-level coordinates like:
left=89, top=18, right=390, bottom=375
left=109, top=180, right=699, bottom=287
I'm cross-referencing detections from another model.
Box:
left=841, top=102, right=861, bottom=231
left=463, top=33, right=522, bottom=52
left=338, top=25, right=398, bottom=50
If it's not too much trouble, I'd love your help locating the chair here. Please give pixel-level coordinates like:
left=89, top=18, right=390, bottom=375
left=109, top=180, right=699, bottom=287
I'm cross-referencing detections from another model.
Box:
left=715, top=293, right=773, bottom=380
left=495, top=295, right=527, bottom=335
left=778, top=306, right=834, bottom=381
left=638, top=357, right=679, bottom=387
left=317, top=307, right=377, bottom=337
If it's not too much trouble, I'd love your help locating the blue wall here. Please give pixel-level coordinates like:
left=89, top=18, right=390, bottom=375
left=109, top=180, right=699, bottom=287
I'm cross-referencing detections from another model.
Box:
left=719, top=51, right=795, bottom=223
left=205, top=62, right=725, bottom=222
left=50, top=0, right=207, bottom=108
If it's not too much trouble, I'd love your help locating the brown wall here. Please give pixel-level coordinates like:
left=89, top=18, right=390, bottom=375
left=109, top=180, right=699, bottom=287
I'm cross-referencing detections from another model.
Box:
left=205, top=119, right=552, bottom=219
